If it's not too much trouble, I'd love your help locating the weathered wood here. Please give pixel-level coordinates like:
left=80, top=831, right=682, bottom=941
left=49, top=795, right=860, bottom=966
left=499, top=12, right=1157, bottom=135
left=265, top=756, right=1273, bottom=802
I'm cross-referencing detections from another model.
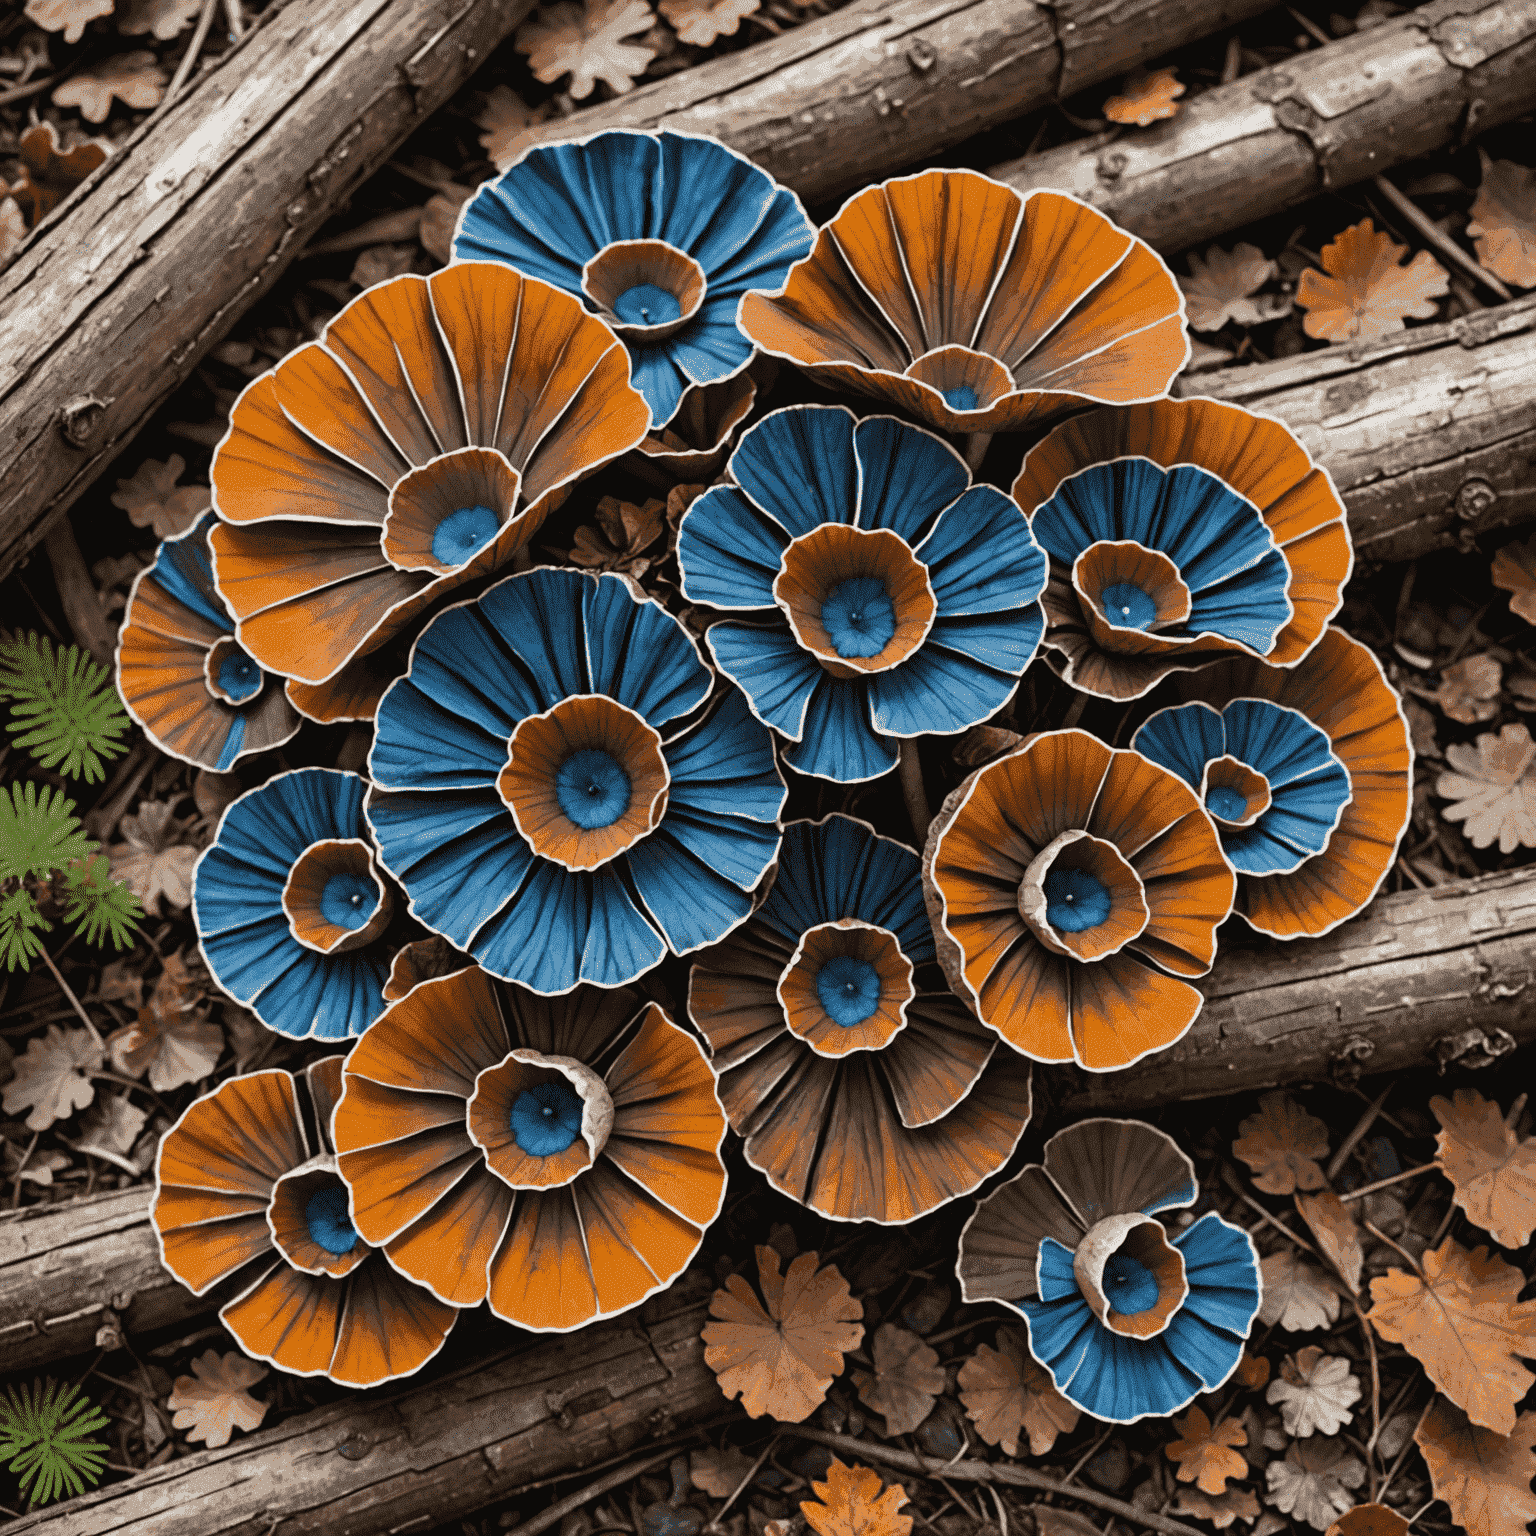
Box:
left=1177, top=294, right=1536, bottom=565
left=11, top=1293, right=723, bottom=1536
left=0, top=0, right=537, bottom=586
left=0, top=1187, right=204, bottom=1373
left=993, top=0, right=1536, bottom=254
left=516, top=0, right=1280, bottom=206
left=1051, top=866, right=1536, bottom=1115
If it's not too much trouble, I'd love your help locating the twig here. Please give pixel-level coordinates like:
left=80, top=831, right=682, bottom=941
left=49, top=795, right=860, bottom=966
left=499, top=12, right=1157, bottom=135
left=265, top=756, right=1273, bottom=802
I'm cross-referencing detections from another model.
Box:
left=1352, top=1298, right=1381, bottom=1498
left=1372, top=174, right=1513, bottom=303
left=517, top=1448, right=680, bottom=1536
left=1220, top=35, right=1242, bottom=84
left=1339, top=1163, right=1438, bottom=1203
left=1328, top=1086, right=1391, bottom=1182
left=40, top=946, right=104, bottom=1052
left=1365, top=1375, right=1418, bottom=1463
left=161, top=0, right=220, bottom=111
left=1363, top=1221, right=1423, bottom=1277
left=1060, top=1425, right=1114, bottom=1489
left=704, top=1437, right=778, bottom=1533
left=1220, top=1165, right=1321, bottom=1260
left=786, top=1429, right=1208, bottom=1536
left=10, top=1130, right=38, bottom=1209
left=0, top=74, right=55, bottom=107
left=988, top=1485, right=1009, bottom=1536
left=1377, top=1397, right=1435, bottom=1504
left=897, top=740, right=931, bottom=844
left=223, top=0, right=245, bottom=40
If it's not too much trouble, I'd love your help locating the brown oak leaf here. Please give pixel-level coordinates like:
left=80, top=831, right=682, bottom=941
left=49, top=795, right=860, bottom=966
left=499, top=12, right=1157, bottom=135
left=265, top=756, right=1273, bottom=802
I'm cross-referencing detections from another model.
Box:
left=659, top=0, right=760, bottom=45
left=52, top=51, right=167, bottom=124
left=24, top=0, right=114, bottom=44
left=1323, top=1505, right=1408, bottom=1536
left=1296, top=1190, right=1363, bottom=1294
left=1264, top=1438, right=1366, bottom=1532
left=475, top=84, right=551, bottom=171
left=1166, top=1407, right=1248, bottom=1495
left=689, top=1445, right=757, bottom=1498
left=855, top=1324, right=944, bottom=1436
left=110, top=454, right=211, bottom=539
left=9, top=122, right=111, bottom=226
left=569, top=496, right=666, bottom=576
left=1266, top=1348, right=1361, bottom=1437
left=1173, top=1488, right=1262, bottom=1529
left=109, top=799, right=200, bottom=915
left=1234, top=1091, right=1330, bottom=1194
left=1414, top=1397, right=1536, bottom=1536
left=1436, top=724, right=1536, bottom=854
left=1431, top=1089, right=1536, bottom=1249
left=702, top=1246, right=863, bottom=1423
left=1491, top=534, right=1536, bottom=625
left=1467, top=151, right=1536, bottom=290
left=106, top=951, right=222, bottom=1093
left=1258, top=1251, right=1341, bottom=1333
left=0, top=1024, right=102, bottom=1130
left=1434, top=654, right=1503, bottom=725
left=1179, top=243, right=1292, bottom=332
left=1366, top=1238, right=1536, bottom=1434
left=1297, top=220, right=1448, bottom=343
left=117, top=0, right=202, bottom=37
left=168, top=1350, right=268, bottom=1448
left=1104, top=68, right=1184, bottom=127
left=957, top=1324, right=1080, bottom=1457
left=1234, top=1350, right=1271, bottom=1390
left=516, top=0, right=657, bottom=100
left=801, top=1461, right=911, bottom=1536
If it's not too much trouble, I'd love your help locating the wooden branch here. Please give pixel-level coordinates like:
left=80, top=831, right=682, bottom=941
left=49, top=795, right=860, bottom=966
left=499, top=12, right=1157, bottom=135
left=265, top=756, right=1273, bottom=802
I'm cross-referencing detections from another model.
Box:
left=0, top=0, right=538, bottom=586
left=1177, top=293, right=1536, bottom=565
left=9, top=1294, right=724, bottom=1536
left=1049, top=866, right=1536, bottom=1116
left=992, top=0, right=1536, bottom=253
left=516, top=0, right=1281, bottom=206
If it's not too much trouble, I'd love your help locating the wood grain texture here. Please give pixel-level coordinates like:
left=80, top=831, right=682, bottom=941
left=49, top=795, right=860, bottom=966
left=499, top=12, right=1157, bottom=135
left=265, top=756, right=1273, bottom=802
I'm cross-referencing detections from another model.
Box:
left=994, top=0, right=1536, bottom=252
left=1050, top=866, right=1536, bottom=1114
left=8, top=1292, right=720, bottom=1536
left=0, top=0, right=536, bottom=586
left=1178, top=294, right=1536, bottom=565
left=514, top=0, right=1280, bottom=204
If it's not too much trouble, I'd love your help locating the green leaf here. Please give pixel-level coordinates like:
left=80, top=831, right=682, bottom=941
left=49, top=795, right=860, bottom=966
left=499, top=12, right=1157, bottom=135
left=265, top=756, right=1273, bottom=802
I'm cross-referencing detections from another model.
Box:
left=62, top=855, right=143, bottom=952
left=0, top=1378, right=110, bottom=1507
left=0, top=631, right=130, bottom=783
left=0, top=888, right=49, bottom=971
left=0, top=781, right=95, bottom=883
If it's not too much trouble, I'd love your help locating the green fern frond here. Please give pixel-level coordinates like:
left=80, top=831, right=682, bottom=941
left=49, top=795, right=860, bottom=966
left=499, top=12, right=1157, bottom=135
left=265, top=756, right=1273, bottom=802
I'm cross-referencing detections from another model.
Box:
left=0, top=888, right=50, bottom=971
left=0, top=631, right=129, bottom=783
left=0, top=1378, right=110, bottom=1507
left=62, top=855, right=142, bottom=952
left=0, top=781, right=95, bottom=883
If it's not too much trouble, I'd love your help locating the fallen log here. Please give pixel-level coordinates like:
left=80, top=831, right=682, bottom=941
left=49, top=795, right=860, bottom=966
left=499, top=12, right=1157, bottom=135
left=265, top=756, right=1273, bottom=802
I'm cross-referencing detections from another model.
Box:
left=1050, top=865, right=1536, bottom=1116
left=10, top=1292, right=723, bottom=1536
left=1177, top=293, right=1536, bottom=565
left=0, top=0, right=537, bottom=586
left=513, top=0, right=1280, bottom=207
left=992, top=0, right=1536, bottom=254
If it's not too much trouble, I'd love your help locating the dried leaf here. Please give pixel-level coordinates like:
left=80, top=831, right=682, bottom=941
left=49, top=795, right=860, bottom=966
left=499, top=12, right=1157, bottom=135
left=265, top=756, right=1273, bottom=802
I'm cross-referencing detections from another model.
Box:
left=855, top=1324, right=944, bottom=1436
left=570, top=496, right=667, bottom=574
left=1323, top=1505, right=1408, bottom=1536
left=1366, top=1238, right=1536, bottom=1434
left=1436, top=724, right=1536, bottom=853
left=106, top=952, right=222, bottom=1092
left=690, top=1445, right=756, bottom=1499
left=801, top=1461, right=911, bottom=1536
left=76, top=1092, right=148, bottom=1156
left=0, top=1025, right=103, bottom=1130
left=1264, top=1439, right=1366, bottom=1531
left=957, top=1324, right=1079, bottom=1457
left=1258, top=1251, right=1341, bottom=1333
left=1166, top=1407, right=1248, bottom=1494
left=10, top=122, right=111, bottom=225
left=702, top=1246, right=863, bottom=1423
left=1431, top=1089, right=1536, bottom=1249
left=109, top=800, right=199, bottom=915
left=1266, top=1348, right=1361, bottom=1437
left=110, top=454, right=211, bottom=540
left=1235, top=1091, right=1330, bottom=1194
left=1179, top=243, right=1292, bottom=332
left=1434, top=655, right=1503, bottom=725
left=1173, top=1487, right=1262, bottom=1529
left=1296, top=1191, right=1363, bottom=1293
left=1234, top=1350, right=1271, bottom=1390
left=419, top=188, right=471, bottom=265
left=0, top=198, right=26, bottom=261
left=516, top=0, right=657, bottom=100
left=1297, top=219, right=1449, bottom=343
left=1414, top=1397, right=1536, bottom=1536
left=117, top=0, right=202, bottom=37
left=1467, top=151, right=1536, bottom=290
left=1491, top=534, right=1536, bottom=625
left=1, top=1139, right=70, bottom=1187
left=167, top=1350, right=268, bottom=1448
left=24, top=0, right=113, bottom=44
left=475, top=84, right=551, bottom=171
left=349, top=242, right=416, bottom=289
left=192, top=770, right=243, bottom=823
left=1104, top=68, right=1184, bottom=127
left=52, top=51, right=167, bottom=124
left=658, top=0, right=760, bottom=45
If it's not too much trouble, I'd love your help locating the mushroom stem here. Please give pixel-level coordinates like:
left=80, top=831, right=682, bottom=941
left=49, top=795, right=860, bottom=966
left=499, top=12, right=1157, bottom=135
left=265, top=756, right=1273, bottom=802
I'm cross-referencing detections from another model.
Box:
left=897, top=739, right=931, bottom=842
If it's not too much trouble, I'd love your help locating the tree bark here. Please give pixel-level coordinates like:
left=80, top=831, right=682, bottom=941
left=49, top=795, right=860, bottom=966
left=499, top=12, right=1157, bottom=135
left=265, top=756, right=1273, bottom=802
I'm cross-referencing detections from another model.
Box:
left=1177, top=293, right=1536, bottom=565
left=0, top=0, right=537, bottom=587
left=9, top=1291, right=723, bottom=1536
left=1048, top=865, right=1536, bottom=1116
left=451, top=0, right=1281, bottom=209
left=991, top=0, right=1536, bottom=253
